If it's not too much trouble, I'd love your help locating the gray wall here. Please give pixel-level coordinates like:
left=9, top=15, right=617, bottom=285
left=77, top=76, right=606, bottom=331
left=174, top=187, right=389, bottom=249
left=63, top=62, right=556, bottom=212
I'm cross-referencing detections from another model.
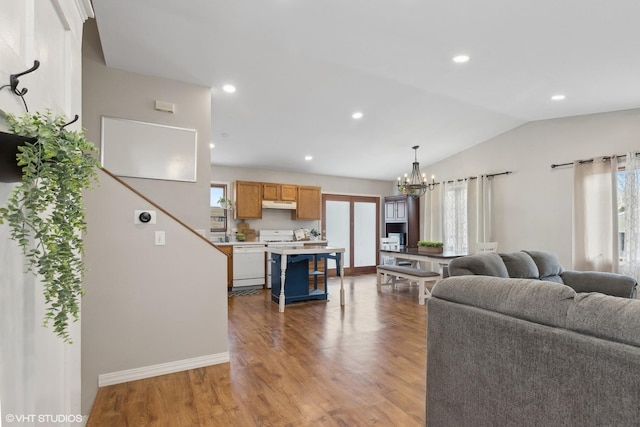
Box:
left=424, top=108, right=640, bottom=267
left=81, top=170, right=228, bottom=413
left=83, top=19, right=211, bottom=233
left=81, top=19, right=228, bottom=413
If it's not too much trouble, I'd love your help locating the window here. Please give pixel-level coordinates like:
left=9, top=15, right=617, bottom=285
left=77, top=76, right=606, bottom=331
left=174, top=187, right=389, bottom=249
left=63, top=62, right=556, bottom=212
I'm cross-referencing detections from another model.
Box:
left=210, top=184, right=228, bottom=232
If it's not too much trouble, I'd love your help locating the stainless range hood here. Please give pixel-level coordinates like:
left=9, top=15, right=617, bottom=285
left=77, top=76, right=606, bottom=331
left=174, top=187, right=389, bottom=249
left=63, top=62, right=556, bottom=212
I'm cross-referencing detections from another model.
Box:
left=262, top=200, right=297, bottom=210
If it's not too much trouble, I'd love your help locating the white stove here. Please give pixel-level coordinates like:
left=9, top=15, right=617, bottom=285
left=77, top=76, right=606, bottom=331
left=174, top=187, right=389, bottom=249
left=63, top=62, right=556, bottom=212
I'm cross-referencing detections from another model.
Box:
left=259, top=229, right=299, bottom=245
left=260, top=230, right=305, bottom=287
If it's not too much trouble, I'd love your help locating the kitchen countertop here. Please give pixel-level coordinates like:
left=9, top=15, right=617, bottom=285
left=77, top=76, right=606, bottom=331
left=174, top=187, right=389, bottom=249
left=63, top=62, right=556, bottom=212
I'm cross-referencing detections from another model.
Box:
left=264, top=245, right=344, bottom=255
left=214, top=240, right=328, bottom=247
left=213, top=241, right=266, bottom=246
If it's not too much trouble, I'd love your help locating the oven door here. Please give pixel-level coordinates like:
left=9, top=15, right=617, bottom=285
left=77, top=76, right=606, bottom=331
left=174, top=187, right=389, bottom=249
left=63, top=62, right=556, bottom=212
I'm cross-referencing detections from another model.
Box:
left=232, top=245, right=265, bottom=288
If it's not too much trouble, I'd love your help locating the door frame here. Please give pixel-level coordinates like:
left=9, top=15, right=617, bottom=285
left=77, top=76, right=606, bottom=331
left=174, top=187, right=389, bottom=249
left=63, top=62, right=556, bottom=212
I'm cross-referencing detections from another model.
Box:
left=322, top=194, right=380, bottom=276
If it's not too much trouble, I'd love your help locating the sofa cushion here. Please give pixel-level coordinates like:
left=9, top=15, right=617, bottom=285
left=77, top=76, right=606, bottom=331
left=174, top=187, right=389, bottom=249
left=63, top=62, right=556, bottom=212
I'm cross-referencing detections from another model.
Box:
left=561, top=270, right=638, bottom=299
left=500, top=252, right=540, bottom=279
left=447, top=252, right=509, bottom=278
left=566, top=292, right=640, bottom=347
left=523, top=250, right=564, bottom=283
left=432, top=276, right=575, bottom=328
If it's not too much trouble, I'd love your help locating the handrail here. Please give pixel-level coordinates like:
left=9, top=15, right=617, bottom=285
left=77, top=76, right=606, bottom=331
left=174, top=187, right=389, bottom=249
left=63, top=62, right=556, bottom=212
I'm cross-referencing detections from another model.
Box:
left=99, top=167, right=220, bottom=251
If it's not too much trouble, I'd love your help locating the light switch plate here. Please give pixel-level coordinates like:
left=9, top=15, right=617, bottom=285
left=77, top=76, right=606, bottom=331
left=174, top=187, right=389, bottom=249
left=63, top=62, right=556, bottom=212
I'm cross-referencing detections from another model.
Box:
left=155, top=231, right=165, bottom=246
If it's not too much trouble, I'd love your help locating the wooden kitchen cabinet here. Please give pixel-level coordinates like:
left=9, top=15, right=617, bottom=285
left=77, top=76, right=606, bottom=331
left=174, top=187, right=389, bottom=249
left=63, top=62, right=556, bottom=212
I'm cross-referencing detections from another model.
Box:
left=384, top=195, right=419, bottom=247
left=262, top=183, right=297, bottom=201
left=234, top=181, right=262, bottom=219
left=292, top=185, right=321, bottom=220
left=281, top=184, right=297, bottom=201
left=216, top=245, right=233, bottom=288
left=385, top=197, right=408, bottom=222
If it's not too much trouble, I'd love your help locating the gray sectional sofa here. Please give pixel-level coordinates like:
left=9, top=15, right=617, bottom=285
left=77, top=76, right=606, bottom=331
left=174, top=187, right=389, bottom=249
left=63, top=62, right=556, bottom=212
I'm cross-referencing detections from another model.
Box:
left=426, top=252, right=640, bottom=426
left=447, top=250, right=637, bottom=299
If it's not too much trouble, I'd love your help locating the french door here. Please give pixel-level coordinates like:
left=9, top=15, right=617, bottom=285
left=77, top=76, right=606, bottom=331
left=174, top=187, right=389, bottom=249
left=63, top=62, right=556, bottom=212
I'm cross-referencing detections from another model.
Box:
left=322, top=194, right=380, bottom=275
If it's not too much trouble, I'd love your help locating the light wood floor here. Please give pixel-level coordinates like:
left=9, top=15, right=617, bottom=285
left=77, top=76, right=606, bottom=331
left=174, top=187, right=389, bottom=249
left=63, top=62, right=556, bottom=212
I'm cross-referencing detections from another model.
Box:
left=87, top=274, right=430, bottom=426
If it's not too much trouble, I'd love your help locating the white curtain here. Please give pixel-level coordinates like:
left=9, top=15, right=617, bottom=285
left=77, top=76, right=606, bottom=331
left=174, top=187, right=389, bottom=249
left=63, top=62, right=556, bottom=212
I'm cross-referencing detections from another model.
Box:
left=443, top=180, right=468, bottom=254
left=423, top=181, right=444, bottom=242
left=468, top=175, right=493, bottom=252
left=620, top=152, right=640, bottom=281
left=573, top=156, right=619, bottom=272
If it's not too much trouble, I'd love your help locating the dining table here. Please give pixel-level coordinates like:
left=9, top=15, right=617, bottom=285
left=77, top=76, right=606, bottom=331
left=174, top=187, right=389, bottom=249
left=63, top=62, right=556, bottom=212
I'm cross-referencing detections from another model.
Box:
left=379, top=247, right=468, bottom=275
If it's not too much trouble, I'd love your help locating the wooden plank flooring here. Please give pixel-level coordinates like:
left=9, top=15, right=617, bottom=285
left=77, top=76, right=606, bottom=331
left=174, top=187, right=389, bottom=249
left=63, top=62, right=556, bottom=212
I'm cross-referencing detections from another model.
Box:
left=87, top=274, right=430, bottom=426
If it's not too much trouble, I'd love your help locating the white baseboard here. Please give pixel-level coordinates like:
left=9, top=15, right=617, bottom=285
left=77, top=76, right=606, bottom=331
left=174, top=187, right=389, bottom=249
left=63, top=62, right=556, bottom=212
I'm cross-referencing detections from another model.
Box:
left=98, top=352, right=229, bottom=387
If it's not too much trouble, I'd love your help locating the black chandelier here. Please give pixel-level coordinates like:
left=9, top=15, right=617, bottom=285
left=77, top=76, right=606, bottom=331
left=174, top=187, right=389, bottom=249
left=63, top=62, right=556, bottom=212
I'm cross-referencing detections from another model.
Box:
left=396, top=145, right=436, bottom=198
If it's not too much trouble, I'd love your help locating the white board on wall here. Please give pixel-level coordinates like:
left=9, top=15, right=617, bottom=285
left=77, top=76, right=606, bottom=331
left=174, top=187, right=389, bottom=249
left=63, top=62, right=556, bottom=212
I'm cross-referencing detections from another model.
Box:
left=101, top=116, right=198, bottom=182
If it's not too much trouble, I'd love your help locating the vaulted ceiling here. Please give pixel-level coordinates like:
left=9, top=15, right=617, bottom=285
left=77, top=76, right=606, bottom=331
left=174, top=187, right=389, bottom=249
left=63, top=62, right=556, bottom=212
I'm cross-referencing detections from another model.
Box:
left=92, top=0, right=640, bottom=180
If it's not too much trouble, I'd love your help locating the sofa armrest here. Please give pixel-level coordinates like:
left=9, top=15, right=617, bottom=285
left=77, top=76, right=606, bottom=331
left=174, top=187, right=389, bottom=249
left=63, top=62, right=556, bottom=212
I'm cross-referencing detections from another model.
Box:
left=561, top=270, right=637, bottom=299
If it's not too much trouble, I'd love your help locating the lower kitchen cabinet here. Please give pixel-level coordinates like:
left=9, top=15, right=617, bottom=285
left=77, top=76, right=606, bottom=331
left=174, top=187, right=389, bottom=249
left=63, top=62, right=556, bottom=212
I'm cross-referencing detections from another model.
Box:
left=270, top=253, right=329, bottom=304
left=216, top=245, right=233, bottom=288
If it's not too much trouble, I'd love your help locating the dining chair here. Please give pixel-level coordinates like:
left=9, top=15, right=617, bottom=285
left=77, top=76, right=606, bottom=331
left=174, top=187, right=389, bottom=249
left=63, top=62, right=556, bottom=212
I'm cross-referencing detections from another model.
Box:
left=380, top=236, right=415, bottom=270
left=380, top=236, right=402, bottom=265
left=476, top=242, right=498, bottom=254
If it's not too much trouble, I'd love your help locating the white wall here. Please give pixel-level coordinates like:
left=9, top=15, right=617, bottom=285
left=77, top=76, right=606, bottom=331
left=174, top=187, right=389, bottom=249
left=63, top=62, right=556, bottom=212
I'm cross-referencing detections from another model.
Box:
left=81, top=170, right=228, bottom=414
left=424, top=108, right=640, bottom=267
left=1, top=0, right=92, bottom=424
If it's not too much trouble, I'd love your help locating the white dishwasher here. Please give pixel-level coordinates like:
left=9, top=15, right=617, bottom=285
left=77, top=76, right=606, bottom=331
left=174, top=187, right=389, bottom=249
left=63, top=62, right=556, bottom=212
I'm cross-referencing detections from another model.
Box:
left=232, top=244, right=266, bottom=289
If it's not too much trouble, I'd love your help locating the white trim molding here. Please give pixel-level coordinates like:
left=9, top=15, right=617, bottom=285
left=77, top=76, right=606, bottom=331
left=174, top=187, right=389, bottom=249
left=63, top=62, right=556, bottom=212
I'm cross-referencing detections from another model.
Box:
left=98, top=352, right=230, bottom=387
left=75, top=0, right=95, bottom=21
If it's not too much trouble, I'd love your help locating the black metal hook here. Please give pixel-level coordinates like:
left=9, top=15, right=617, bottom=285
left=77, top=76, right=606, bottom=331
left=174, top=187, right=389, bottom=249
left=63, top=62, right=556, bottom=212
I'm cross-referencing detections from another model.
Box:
left=10, top=60, right=40, bottom=97
left=60, top=114, right=79, bottom=130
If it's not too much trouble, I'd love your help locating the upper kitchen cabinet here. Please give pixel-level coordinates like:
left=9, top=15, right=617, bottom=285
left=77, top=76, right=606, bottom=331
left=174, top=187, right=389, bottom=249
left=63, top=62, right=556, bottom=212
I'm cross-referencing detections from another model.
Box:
left=234, top=181, right=262, bottom=219
left=293, top=185, right=321, bottom=220
left=384, top=196, right=408, bottom=222
left=384, top=195, right=419, bottom=247
left=281, top=184, right=297, bottom=201
left=263, top=183, right=297, bottom=201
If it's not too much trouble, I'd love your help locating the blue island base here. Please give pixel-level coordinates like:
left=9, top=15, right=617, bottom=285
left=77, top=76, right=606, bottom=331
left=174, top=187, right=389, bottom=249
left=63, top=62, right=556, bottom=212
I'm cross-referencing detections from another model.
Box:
left=270, top=253, right=330, bottom=305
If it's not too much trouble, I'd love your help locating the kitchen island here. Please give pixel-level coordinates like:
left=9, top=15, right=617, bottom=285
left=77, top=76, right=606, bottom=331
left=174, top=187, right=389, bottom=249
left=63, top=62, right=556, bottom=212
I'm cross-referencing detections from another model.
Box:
left=265, top=246, right=345, bottom=312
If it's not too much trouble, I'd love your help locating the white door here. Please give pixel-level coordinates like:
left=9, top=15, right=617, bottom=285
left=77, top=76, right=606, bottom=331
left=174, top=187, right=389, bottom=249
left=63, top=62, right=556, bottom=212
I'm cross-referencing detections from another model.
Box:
left=0, top=0, right=93, bottom=420
left=325, top=200, right=351, bottom=270
left=323, top=195, right=379, bottom=274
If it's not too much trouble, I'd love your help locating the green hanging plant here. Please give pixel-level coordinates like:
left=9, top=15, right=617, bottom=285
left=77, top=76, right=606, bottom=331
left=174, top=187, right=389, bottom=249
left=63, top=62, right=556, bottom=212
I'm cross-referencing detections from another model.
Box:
left=0, top=110, right=100, bottom=342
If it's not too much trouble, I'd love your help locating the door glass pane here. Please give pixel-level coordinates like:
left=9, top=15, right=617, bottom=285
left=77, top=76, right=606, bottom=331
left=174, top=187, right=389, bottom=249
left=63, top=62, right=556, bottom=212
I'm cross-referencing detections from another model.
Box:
left=354, top=202, right=376, bottom=267
left=326, top=201, right=350, bottom=268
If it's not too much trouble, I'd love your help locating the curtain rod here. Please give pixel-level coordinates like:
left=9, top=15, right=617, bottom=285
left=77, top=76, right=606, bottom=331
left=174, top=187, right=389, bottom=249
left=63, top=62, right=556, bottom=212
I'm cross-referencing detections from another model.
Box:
left=550, top=152, right=639, bottom=169
left=439, top=170, right=512, bottom=184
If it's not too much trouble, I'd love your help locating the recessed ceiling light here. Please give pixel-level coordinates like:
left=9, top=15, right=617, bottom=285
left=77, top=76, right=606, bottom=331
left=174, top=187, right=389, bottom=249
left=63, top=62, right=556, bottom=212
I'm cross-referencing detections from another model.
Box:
left=210, top=143, right=214, bottom=148
left=352, top=112, right=363, bottom=119
left=551, top=94, right=566, bottom=101
left=222, top=84, right=236, bottom=93
left=305, top=155, right=313, bottom=161
left=453, top=55, right=470, bottom=63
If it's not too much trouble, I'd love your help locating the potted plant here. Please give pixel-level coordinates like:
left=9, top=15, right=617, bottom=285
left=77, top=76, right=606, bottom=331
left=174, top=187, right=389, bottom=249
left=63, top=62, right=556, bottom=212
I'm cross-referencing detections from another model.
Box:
left=217, top=196, right=234, bottom=211
left=417, top=240, right=444, bottom=254
left=236, top=232, right=246, bottom=241
left=0, top=110, right=100, bottom=342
